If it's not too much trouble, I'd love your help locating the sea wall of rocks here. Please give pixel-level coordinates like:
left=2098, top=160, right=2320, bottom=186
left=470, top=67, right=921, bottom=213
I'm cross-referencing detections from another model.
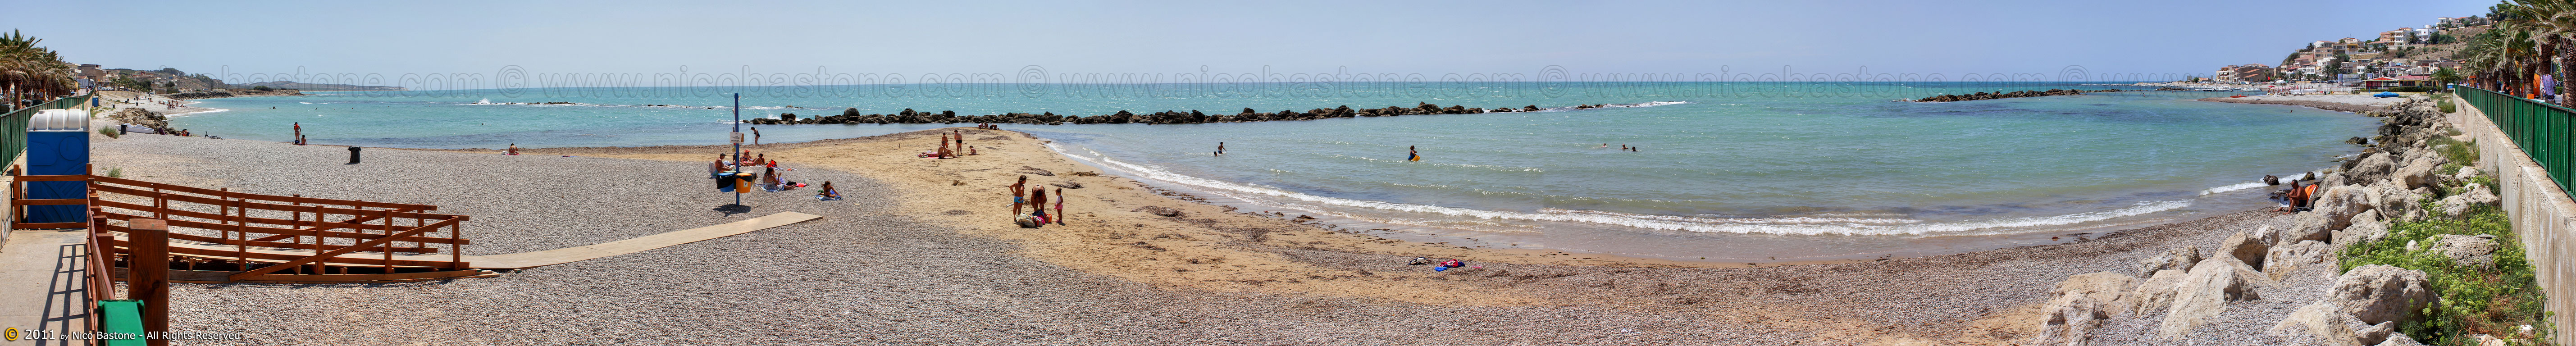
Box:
left=1911, top=87, right=2191, bottom=102
left=2031, top=97, right=2510, bottom=345
left=739, top=102, right=1624, bottom=126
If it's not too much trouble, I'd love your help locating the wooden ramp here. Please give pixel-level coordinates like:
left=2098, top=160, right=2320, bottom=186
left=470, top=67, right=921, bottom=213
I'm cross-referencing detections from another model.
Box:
left=465, top=212, right=821, bottom=269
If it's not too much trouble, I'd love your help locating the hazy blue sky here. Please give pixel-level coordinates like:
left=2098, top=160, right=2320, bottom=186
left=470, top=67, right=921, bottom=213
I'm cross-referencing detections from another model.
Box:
left=9, top=0, right=2499, bottom=85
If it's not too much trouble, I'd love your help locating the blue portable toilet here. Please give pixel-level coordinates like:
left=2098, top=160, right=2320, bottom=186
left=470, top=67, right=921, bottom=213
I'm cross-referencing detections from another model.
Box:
left=26, top=109, right=90, bottom=224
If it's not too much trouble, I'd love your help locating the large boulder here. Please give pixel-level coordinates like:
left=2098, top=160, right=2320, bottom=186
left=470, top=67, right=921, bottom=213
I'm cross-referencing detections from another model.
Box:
left=2130, top=269, right=2191, bottom=314
left=2392, top=158, right=2439, bottom=189
left=2437, top=184, right=2499, bottom=216
left=2216, top=231, right=2269, bottom=268
left=2036, top=294, right=2110, bottom=346
left=2269, top=301, right=2364, bottom=346
left=2035, top=272, right=2137, bottom=346
left=2347, top=153, right=2399, bottom=183
left=2288, top=185, right=2372, bottom=246
left=2135, top=245, right=2202, bottom=278
left=2332, top=265, right=2434, bottom=325
left=2365, top=182, right=2423, bottom=220
left=2265, top=240, right=2338, bottom=275
left=2337, top=209, right=2391, bottom=246
left=2430, top=234, right=2500, bottom=269
left=2051, top=272, right=2139, bottom=316
left=2158, top=257, right=2266, bottom=338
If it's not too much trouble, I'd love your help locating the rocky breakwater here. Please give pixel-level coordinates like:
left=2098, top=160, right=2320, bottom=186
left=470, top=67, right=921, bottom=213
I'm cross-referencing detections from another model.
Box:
left=2028, top=97, right=2512, bottom=346
left=107, top=108, right=168, bottom=129
left=1911, top=87, right=2192, bottom=103
left=742, top=102, right=1559, bottom=126
left=160, top=89, right=305, bottom=100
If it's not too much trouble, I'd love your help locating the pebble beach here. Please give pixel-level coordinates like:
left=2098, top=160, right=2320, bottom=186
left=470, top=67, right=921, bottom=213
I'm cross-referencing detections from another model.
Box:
left=81, top=124, right=2321, bottom=345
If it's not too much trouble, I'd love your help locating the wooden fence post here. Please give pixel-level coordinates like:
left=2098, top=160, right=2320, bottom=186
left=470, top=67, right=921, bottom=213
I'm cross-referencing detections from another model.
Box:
left=128, top=218, right=170, bottom=346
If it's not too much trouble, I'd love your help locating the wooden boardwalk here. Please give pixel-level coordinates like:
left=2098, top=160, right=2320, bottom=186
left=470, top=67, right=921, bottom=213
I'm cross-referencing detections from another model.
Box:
left=465, top=212, right=821, bottom=269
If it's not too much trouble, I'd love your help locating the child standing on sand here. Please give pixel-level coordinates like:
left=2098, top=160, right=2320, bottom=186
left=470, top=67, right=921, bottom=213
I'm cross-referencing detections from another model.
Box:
left=1053, top=187, right=1067, bottom=225
left=1008, top=175, right=1029, bottom=216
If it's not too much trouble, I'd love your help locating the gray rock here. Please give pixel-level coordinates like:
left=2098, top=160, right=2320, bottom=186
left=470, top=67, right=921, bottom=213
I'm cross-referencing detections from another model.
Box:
left=2037, top=294, right=2110, bottom=346
left=2438, top=183, right=2499, bottom=216
left=2130, top=269, right=2190, bottom=315
left=2393, top=157, right=2439, bottom=189
left=2264, top=240, right=2337, bottom=274
left=2217, top=231, right=2269, bottom=269
left=2269, top=302, right=2362, bottom=346
left=2348, top=153, right=2398, bottom=183
left=2135, top=245, right=2201, bottom=278
left=2288, top=186, right=2372, bottom=245
left=2455, top=167, right=2481, bottom=181
left=2377, top=332, right=2426, bottom=346
left=2332, top=265, right=2433, bottom=325
left=2158, top=257, right=2265, bottom=338
left=2365, top=182, right=2421, bottom=220
left=2357, top=321, right=2398, bottom=345
left=2430, top=234, right=2499, bottom=269
left=2337, top=209, right=2390, bottom=246
left=2037, top=272, right=2138, bottom=346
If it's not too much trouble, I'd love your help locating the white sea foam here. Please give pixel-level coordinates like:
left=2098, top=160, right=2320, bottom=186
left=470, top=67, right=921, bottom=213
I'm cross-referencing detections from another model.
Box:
left=1535, top=101, right=1688, bottom=112
left=164, top=108, right=230, bottom=117
left=2200, top=181, right=2267, bottom=195
left=1050, top=142, right=2192, bottom=236
left=298, top=102, right=313, bottom=105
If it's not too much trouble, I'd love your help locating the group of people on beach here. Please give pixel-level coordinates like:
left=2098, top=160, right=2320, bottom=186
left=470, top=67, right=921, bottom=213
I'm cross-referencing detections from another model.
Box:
left=1007, top=175, right=1068, bottom=228
left=710, top=148, right=839, bottom=200
left=2268, top=173, right=2321, bottom=214
left=921, top=129, right=980, bottom=159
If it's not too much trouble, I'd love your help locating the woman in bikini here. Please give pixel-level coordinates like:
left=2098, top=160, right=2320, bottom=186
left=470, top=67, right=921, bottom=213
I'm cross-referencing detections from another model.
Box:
left=1029, top=188, right=1052, bottom=224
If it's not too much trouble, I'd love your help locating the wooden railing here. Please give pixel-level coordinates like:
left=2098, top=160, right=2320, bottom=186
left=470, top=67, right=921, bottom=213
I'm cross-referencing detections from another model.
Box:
left=13, top=173, right=482, bottom=283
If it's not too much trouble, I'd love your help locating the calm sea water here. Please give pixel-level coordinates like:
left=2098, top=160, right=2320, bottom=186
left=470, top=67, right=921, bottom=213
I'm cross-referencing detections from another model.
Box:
left=175, top=83, right=2379, bottom=262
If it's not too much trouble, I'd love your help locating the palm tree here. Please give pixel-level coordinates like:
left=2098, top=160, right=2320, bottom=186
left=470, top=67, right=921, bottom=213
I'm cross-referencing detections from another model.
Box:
left=0, top=30, right=77, bottom=110
left=2503, top=0, right=2576, bottom=105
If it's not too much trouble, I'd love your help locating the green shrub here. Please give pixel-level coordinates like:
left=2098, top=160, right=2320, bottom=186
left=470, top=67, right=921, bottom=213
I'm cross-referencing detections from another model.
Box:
left=2341, top=184, right=2550, bottom=345
left=105, top=167, right=121, bottom=178
left=96, top=127, right=119, bottom=139
left=2439, top=97, right=2459, bottom=114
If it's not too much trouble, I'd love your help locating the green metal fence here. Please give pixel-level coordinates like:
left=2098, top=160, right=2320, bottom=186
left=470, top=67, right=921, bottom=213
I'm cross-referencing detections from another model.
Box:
left=2459, top=85, right=2576, bottom=191
left=0, top=95, right=92, bottom=166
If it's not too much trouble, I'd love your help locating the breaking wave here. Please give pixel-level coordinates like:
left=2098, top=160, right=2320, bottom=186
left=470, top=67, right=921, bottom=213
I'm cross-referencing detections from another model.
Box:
left=1048, top=142, right=2194, bottom=237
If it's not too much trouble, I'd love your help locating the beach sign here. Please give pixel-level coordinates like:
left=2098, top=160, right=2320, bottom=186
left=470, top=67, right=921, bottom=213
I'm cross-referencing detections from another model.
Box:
left=730, top=132, right=745, bottom=144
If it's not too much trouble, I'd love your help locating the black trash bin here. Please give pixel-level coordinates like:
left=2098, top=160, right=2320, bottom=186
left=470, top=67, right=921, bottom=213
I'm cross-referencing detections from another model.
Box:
left=347, top=146, right=362, bottom=164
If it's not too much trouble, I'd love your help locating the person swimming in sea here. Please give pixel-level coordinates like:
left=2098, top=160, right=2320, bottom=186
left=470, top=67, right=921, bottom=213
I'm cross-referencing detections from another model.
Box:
left=1214, top=142, right=1225, bottom=156
left=1407, top=146, right=1419, bottom=161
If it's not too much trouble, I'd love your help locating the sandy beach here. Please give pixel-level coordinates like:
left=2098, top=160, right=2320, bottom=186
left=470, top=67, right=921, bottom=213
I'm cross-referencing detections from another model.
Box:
left=2197, top=94, right=2419, bottom=113
left=71, top=123, right=2330, bottom=345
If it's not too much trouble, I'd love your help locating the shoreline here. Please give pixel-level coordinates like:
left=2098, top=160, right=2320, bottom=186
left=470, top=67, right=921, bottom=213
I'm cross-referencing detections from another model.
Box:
left=437, top=127, right=2279, bottom=269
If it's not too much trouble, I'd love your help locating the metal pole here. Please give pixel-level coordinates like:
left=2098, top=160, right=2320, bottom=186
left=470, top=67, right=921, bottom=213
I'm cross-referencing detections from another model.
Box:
left=732, top=93, right=741, bottom=208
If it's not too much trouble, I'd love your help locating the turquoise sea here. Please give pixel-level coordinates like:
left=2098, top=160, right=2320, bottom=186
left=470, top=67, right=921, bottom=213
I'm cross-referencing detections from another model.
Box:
left=173, top=83, right=2379, bottom=262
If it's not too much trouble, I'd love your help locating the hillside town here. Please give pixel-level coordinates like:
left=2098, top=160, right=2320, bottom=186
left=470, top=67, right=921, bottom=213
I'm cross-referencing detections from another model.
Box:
left=2206, top=15, right=2488, bottom=92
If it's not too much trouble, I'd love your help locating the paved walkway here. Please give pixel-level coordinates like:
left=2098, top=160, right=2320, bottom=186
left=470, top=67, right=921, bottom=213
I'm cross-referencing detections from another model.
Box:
left=0, top=230, right=91, bottom=346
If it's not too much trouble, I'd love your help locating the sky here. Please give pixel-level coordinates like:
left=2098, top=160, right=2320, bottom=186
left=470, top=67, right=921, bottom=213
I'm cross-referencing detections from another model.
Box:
left=5, top=0, right=2502, bottom=86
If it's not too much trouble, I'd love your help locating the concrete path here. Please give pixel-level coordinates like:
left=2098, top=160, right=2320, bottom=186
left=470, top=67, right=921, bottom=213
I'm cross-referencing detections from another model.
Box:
left=464, top=212, right=821, bottom=269
left=0, top=230, right=91, bottom=346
